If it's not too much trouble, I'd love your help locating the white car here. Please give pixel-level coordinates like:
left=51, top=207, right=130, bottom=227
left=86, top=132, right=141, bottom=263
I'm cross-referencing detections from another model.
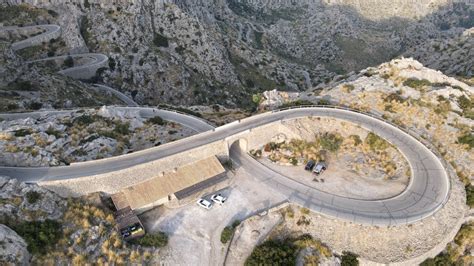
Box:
left=197, top=198, right=213, bottom=209
left=211, top=194, right=227, bottom=205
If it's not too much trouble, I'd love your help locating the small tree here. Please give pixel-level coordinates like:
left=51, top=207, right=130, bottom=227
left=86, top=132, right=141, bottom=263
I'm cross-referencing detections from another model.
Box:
left=63, top=56, right=74, bottom=68
left=341, top=251, right=359, bottom=266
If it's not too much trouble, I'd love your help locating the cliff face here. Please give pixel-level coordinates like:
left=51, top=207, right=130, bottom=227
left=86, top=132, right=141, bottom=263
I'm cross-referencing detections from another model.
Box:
left=1, top=0, right=472, bottom=108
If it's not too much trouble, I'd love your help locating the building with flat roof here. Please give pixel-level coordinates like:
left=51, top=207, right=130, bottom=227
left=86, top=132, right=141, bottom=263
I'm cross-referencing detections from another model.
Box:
left=111, top=156, right=226, bottom=212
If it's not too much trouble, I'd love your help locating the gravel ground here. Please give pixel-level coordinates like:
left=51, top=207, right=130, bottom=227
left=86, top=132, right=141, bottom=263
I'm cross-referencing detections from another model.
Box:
left=259, top=158, right=408, bottom=200
left=139, top=167, right=287, bottom=265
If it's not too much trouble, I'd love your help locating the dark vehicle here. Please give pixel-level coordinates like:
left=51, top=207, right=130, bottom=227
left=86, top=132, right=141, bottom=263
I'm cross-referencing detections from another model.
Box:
left=313, top=162, right=327, bottom=175
left=305, top=160, right=316, bottom=171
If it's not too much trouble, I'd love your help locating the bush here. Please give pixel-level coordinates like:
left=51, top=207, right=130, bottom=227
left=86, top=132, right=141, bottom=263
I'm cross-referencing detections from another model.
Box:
left=245, top=239, right=298, bottom=265
left=14, top=128, right=33, bottom=137
left=26, top=191, right=42, bottom=204
left=10, top=81, right=34, bottom=91
left=13, top=220, right=62, bottom=255
left=63, top=56, right=74, bottom=68
left=28, top=101, right=43, bottom=110
left=349, top=135, right=362, bottom=146
left=420, top=252, right=452, bottom=266
left=113, top=122, right=130, bottom=135
left=384, top=92, right=406, bottom=103
left=466, top=185, right=474, bottom=208
left=319, top=133, right=343, bottom=152
left=365, top=132, right=389, bottom=151
left=45, top=127, right=62, bottom=138
left=403, top=78, right=432, bottom=89
left=279, top=100, right=314, bottom=109
left=153, top=33, right=169, bottom=47
left=132, top=231, right=168, bottom=247
left=457, top=133, right=473, bottom=150
left=146, top=116, right=166, bottom=126
left=342, top=84, right=355, bottom=92
left=73, top=115, right=95, bottom=126
left=341, top=251, right=359, bottom=266
left=221, top=220, right=241, bottom=244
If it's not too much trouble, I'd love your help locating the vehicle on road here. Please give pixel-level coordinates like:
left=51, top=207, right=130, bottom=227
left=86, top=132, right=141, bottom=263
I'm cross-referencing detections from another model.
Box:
left=313, top=162, right=327, bottom=175
left=305, top=160, right=316, bottom=171
left=211, top=193, right=227, bottom=205
left=197, top=198, right=213, bottom=209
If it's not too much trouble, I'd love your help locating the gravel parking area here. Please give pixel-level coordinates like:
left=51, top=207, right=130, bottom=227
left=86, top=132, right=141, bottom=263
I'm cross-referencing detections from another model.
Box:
left=139, top=168, right=287, bottom=265
left=259, top=158, right=408, bottom=200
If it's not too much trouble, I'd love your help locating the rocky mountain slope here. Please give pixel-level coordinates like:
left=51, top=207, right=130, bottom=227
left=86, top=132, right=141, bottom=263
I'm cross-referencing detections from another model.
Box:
left=0, top=106, right=193, bottom=167
left=0, top=177, right=159, bottom=264
left=1, top=1, right=472, bottom=109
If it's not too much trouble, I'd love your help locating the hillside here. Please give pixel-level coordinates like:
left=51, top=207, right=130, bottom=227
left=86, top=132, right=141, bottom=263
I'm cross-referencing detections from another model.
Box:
left=0, top=1, right=472, bottom=109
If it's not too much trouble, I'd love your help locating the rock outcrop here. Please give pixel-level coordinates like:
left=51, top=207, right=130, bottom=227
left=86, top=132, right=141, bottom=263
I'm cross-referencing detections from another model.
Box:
left=0, top=224, right=30, bottom=265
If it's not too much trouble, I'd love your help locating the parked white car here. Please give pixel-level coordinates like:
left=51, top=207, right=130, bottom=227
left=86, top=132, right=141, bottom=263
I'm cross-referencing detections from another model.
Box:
left=197, top=198, right=213, bottom=209
left=211, top=193, right=227, bottom=205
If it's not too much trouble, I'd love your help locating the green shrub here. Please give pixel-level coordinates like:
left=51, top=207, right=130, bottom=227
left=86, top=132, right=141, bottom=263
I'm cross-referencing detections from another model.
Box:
left=245, top=239, right=298, bottom=265
left=420, top=252, right=452, bottom=266
left=384, top=92, right=406, bottom=103
left=341, top=251, right=359, bottom=266
left=14, top=128, right=33, bottom=137
left=365, top=132, right=389, bottom=151
left=466, top=185, right=474, bottom=208
left=28, top=102, right=43, bottom=110
left=146, top=116, right=166, bottom=126
left=403, top=78, right=432, bottom=89
left=132, top=231, right=168, bottom=247
left=153, top=33, right=169, bottom=47
left=45, top=127, right=62, bottom=138
left=289, top=157, right=298, bottom=165
left=9, top=81, right=35, bottom=91
left=73, top=115, right=95, bottom=126
left=319, top=133, right=343, bottom=152
left=113, top=122, right=130, bottom=135
left=349, top=135, right=362, bottom=146
left=63, top=56, right=74, bottom=68
left=457, top=133, right=474, bottom=150
left=13, top=220, right=62, bottom=255
left=26, top=191, right=42, bottom=204
left=458, top=95, right=472, bottom=114
left=221, top=220, right=241, bottom=244
left=279, top=100, right=314, bottom=109
left=342, top=84, right=355, bottom=92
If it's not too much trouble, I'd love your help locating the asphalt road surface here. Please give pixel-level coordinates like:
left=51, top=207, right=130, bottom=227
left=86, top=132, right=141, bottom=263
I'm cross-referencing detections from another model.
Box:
left=0, top=107, right=449, bottom=225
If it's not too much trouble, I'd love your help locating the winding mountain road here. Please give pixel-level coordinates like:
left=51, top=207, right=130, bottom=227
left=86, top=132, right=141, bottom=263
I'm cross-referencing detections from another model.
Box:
left=0, top=107, right=450, bottom=226
left=0, top=24, right=451, bottom=226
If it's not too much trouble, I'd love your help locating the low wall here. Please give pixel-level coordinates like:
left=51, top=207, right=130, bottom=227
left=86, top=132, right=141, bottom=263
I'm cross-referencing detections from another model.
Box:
left=40, top=139, right=229, bottom=197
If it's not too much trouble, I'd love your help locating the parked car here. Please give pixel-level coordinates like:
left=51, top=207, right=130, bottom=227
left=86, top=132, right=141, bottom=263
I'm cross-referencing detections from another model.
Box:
left=305, top=160, right=316, bottom=171
left=313, top=162, right=327, bottom=175
left=197, top=198, right=213, bottom=209
left=211, top=193, right=227, bottom=205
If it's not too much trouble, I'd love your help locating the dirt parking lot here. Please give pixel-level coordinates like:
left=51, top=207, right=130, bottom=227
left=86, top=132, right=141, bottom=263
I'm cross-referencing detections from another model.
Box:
left=139, top=168, right=287, bottom=265
left=259, top=157, right=409, bottom=200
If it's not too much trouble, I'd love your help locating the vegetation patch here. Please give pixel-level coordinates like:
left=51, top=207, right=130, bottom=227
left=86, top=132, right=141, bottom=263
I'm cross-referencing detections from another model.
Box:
left=220, top=220, right=241, bottom=244
left=14, top=128, right=33, bottom=137
left=246, top=234, right=332, bottom=265
left=13, top=219, right=62, bottom=255
left=403, top=78, right=432, bottom=89
left=146, top=116, right=167, bottom=126
left=131, top=231, right=168, bottom=248
left=341, top=251, right=359, bottom=266
left=153, top=33, right=169, bottom=48
left=457, top=133, right=473, bottom=150
left=26, top=191, right=42, bottom=204
left=279, top=100, right=314, bottom=109
left=365, top=132, right=389, bottom=151
left=319, top=133, right=343, bottom=152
